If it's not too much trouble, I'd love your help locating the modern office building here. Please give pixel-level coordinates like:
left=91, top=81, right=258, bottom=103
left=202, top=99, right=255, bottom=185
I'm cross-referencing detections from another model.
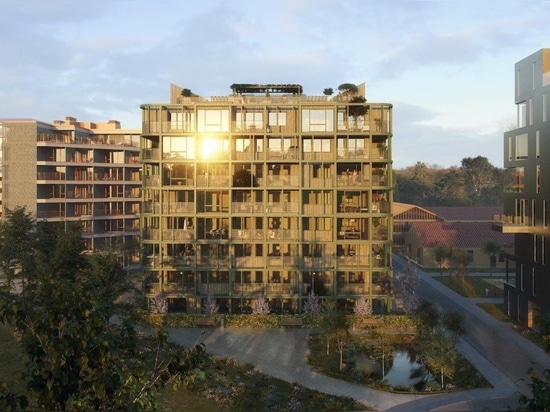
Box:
left=140, top=83, right=393, bottom=314
left=493, top=49, right=550, bottom=328
left=0, top=117, right=141, bottom=263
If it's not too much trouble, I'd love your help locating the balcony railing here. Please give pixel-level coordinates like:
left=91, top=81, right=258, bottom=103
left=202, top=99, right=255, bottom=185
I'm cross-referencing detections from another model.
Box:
left=492, top=214, right=532, bottom=233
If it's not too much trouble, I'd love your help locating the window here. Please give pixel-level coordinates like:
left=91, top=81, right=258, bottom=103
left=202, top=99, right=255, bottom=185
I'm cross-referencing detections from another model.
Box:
left=532, top=199, right=536, bottom=227
left=520, top=265, right=524, bottom=291
left=518, top=101, right=526, bottom=128
left=532, top=268, right=536, bottom=296
left=544, top=200, right=548, bottom=228
left=197, top=109, right=229, bottom=132
left=543, top=236, right=547, bottom=265
left=467, top=250, right=474, bottom=263
left=268, top=110, right=286, bottom=126
left=516, top=167, right=524, bottom=192
left=543, top=94, right=547, bottom=122
left=163, top=136, right=194, bottom=159
left=534, top=234, right=538, bottom=262
left=301, top=108, right=334, bottom=132
left=537, top=165, right=541, bottom=193
left=515, top=133, right=528, bottom=159
left=536, top=131, right=540, bottom=157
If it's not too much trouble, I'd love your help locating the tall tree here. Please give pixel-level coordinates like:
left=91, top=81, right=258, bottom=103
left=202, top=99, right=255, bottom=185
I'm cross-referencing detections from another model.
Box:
left=0, top=216, right=207, bottom=410
left=461, top=156, right=495, bottom=204
left=0, top=206, right=35, bottom=289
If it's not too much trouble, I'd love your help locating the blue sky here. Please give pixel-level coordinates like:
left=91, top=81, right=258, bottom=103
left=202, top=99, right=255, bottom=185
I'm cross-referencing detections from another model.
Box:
left=1, top=0, right=549, bottom=168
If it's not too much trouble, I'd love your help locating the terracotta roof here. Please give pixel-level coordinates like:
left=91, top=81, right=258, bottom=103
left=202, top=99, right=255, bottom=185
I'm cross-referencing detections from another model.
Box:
left=424, top=206, right=503, bottom=221
left=409, top=221, right=514, bottom=248
left=393, top=202, right=441, bottom=220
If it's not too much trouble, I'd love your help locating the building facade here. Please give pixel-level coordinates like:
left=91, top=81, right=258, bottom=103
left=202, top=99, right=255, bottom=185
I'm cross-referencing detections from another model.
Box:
left=140, top=83, right=393, bottom=314
left=493, top=49, right=550, bottom=328
left=0, top=117, right=141, bottom=263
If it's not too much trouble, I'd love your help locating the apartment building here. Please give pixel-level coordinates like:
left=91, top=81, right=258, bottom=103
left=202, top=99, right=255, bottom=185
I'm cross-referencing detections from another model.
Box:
left=141, top=83, right=393, bottom=314
left=0, top=117, right=141, bottom=263
left=493, top=49, right=550, bottom=328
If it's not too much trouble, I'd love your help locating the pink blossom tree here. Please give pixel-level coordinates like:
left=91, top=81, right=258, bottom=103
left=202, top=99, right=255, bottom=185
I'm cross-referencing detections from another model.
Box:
left=202, top=291, right=219, bottom=314
left=252, top=295, right=271, bottom=314
left=303, top=291, right=321, bottom=314
left=393, top=263, right=420, bottom=314
left=353, top=296, right=372, bottom=315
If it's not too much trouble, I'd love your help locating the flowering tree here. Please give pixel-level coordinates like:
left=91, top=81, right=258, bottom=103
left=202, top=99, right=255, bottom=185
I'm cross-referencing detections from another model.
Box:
left=353, top=296, right=372, bottom=315
left=393, top=263, right=420, bottom=314
left=202, top=291, right=219, bottom=314
left=252, top=295, right=271, bottom=314
left=150, top=293, right=168, bottom=314
left=302, top=291, right=321, bottom=314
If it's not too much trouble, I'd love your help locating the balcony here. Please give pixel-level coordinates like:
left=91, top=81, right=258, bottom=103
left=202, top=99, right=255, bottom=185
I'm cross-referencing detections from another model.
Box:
left=492, top=214, right=533, bottom=233
left=337, top=284, right=369, bottom=295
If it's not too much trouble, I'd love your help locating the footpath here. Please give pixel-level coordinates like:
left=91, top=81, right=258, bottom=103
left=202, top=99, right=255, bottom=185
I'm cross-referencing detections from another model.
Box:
left=166, top=257, right=550, bottom=411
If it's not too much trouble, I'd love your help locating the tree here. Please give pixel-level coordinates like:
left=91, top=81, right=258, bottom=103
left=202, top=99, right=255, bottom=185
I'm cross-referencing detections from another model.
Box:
left=461, top=156, right=495, bottom=204
left=232, top=168, right=256, bottom=187
left=415, top=299, right=441, bottom=337
left=150, top=293, right=168, bottom=314
left=393, top=263, right=420, bottom=314
left=252, top=295, right=270, bottom=314
left=0, top=206, right=35, bottom=289
left=319, top=298, right=347, bottom=356
left=322, top=88, right=334, bottom=96
left=425, top=329, right=458, bottom=389
left=303, top=291, right=321, bottom=314
left=202, top=291, right=219, bottom=314
left=518, top=368, right=550, bottom=411
left=481, top=240, right=501, bottom=276
left=442, top=311, right=467, bottom=344
left=353, top=296, right=372, bottom=316
left=337, top=83, right=358, bottom=95
left=0, top=215, right=207, bottom=410
left=432, top=244, right=450, bottom=277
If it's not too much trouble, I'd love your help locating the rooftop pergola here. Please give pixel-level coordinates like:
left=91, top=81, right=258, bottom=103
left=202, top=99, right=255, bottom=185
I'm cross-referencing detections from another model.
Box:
left=230, top=83, right=303, bottom=95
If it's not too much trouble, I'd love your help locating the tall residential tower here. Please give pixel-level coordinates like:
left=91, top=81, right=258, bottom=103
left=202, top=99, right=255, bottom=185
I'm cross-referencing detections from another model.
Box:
left=141, top=83, right=393, bottom=314
left=494, top=49, right=550, bottom=327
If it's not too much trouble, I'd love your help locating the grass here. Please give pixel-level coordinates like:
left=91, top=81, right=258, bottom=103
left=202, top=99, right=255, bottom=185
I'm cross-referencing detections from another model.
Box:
left=434, top=275, right=503, bottom=298
left=0, top=323, right=370, bottom=411
left=476, top=303, right=511, bottom=323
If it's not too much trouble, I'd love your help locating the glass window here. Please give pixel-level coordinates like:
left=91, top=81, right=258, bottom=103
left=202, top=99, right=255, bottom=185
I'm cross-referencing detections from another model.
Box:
left=515, top=133, right=528, bottom=159
left=301, top=108, right=334, bottom=132
left=516, top=167, right=524, bottom=193
left=518, top=102, right=526, bottom=128
left=197, top=109, right=229, bottom=132
left=163, top=136, right=195, bottom=159
left=268, top=111, right=286, bottom=126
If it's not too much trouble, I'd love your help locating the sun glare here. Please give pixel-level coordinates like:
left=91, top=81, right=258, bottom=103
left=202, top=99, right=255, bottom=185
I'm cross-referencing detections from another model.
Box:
left=201, top=137, right=218, bottom=159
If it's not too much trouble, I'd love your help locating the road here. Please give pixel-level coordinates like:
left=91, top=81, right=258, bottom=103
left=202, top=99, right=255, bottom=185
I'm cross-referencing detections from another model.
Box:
left=392, top=255, right=550, bottom=410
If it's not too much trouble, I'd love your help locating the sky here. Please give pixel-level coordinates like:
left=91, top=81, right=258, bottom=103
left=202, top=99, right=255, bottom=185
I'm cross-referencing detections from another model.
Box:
left=1, top=0, right=549, bottom=169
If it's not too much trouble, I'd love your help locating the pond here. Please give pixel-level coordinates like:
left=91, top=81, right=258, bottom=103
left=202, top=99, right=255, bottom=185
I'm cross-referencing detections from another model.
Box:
left=354, top=348, right=436, bottom=391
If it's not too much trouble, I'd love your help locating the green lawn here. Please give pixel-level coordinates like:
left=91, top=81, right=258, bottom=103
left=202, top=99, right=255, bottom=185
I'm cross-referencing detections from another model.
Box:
left=434, top=275, right=504, bottom=298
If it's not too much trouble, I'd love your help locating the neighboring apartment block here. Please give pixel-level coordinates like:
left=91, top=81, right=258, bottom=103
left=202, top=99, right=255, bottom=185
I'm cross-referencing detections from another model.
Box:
left=0, top=117, right=141, bottom=263
left=140, top=83, right=393, bottom=314
left=493, top=49, right=550, bottom=328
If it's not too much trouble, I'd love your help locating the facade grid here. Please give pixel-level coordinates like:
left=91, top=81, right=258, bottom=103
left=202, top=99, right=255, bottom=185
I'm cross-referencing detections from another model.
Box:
left=140, top=83, right=393, bottom=314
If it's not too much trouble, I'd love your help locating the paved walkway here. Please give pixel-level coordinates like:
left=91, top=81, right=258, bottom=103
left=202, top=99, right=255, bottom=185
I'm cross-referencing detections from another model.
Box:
left=166, top=257, right=550, bottom=411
